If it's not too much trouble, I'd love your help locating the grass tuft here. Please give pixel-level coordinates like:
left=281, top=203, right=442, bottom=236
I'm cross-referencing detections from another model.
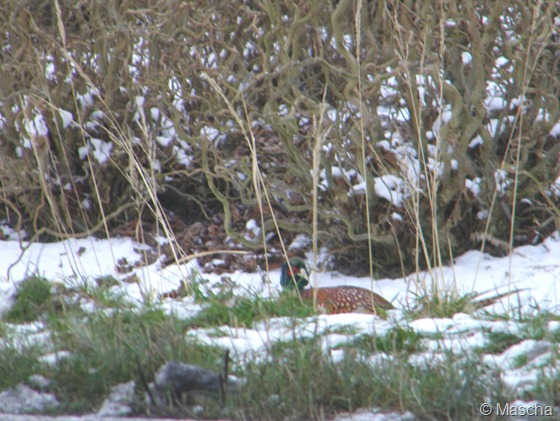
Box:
left=408, top=289, right=483, bottom=319
left=0, top=340, right=43, bottom=390
left=6, top=276, right=53, bottom=323
left=347, top=326, right=423, bottom=355
left=186, top=289, right=316, bottom=329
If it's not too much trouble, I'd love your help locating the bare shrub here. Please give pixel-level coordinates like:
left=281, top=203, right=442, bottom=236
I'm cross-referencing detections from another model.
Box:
left=0, top=0, right=558, bottom=275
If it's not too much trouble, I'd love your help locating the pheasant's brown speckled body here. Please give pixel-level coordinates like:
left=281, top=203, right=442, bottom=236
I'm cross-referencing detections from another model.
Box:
left=300, top=286, right=394, bottom=314
left=280, top=259, right=395, bottom=315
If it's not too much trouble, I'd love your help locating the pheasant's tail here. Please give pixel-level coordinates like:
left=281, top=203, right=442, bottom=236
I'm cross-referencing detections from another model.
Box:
left=472, top=288, right=527, bottom=309
left=372, top=294, right=396, bottom=310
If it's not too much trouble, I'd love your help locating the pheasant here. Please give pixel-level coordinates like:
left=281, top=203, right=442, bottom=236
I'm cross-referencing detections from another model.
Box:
left=280, top=258, right=395, bottom=315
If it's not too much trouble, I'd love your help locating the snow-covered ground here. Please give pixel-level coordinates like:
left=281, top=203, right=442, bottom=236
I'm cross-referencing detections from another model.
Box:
left=0, top=233, right=559, bottom=419
left=1, top=232, right=558, bottom=319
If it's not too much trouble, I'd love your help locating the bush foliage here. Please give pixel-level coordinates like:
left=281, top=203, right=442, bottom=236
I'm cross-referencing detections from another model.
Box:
left=0, top=0, right=559, bottom=274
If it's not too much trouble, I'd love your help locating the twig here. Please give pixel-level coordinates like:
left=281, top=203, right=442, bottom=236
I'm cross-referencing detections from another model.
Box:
left=219, top=349, right=230, bottom=404
left=135, top=355, right=158, bottom=409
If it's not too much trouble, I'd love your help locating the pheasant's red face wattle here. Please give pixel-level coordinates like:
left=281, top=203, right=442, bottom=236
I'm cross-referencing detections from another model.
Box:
left=286, top=265, right=299, bottom=280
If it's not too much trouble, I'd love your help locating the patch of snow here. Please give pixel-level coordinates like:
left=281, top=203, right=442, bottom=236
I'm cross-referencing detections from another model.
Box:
left=39, top=350, right=72, bottom=367
left=24, top=113, right=49, bottom=137
left=465, top=177, right=481, bottom=196
left=174, top=146, right=193, bottom=167
left=97, top=381, right=135, bottom=417
left=494, top=169, right=511, bottom=195
left=485, top=96, right=507, bottom=112
left=450, top=159, right=458, bottom=171
left=77, top=87, right=100, bottom=110
left=431, top=107, right=453, bottom=135
left=424, top=331, right=488, bottom=354
left=495, top=56, right=510, bottom=68
left=484, top=340, right=551, bottom=372
left=200, top=125, right=220, bottom=142
left=477, top=210, right=488, bottom=220
left=0, top=322, right=52, bottom=352
left=58, top=109, right=74, bottom=129
left=549, top=121, right=560, bottom=137
left=409, top=317, right=455, bottom=334
left=289, top=234, right=312, bottom=251
left=332, top=408, right=416, bottom=421
left=0, top=224, right=27, bottom=242
left=245, top=219, right=261, bottom=241
left=0, top=384, right=59, bottom=414
left=89, top=138, right=113, bottom=164
left=372, top=174, right=406, bottom=207
left=461, top=52, right=472, bottom=64
left=160, top=298, right=203, bottom=320
left=78, top=138, right=113, bottom=164
left=27, top=375, right=51, bottom=390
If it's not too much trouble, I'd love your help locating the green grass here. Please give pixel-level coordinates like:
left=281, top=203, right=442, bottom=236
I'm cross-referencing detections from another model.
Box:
left=520, top=312, right=560, bottom=342
left=44, top=307, right=226, bottom=413
left=477, top=311, right=560, bottom=356
left=407, top=289, right=484, bottom=319
left=0, top=283, right=227, bottom=414
left=528, top=350, right=560, bottom=407
left=0, top=273, right=556, bottom=420
left=234, top=337, right=370, bottom=419
left=480, top=331, right=524, bottom=355
left=0, top=340, right=43, bottom=390
left=231, top=337, right=511, bottom=421
left=186, top=291, right=317, bottom=329
left=6, top=275, right=53, bottom=323
left=344, top=326, right=423, bottom=355
left=70, top=277, right=135, bottom=310
left=0, top=306, right=515, bottom=420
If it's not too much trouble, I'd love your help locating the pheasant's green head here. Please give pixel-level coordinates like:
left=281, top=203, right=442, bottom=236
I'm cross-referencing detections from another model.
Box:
left=280, top=258, right=309, bottom=292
